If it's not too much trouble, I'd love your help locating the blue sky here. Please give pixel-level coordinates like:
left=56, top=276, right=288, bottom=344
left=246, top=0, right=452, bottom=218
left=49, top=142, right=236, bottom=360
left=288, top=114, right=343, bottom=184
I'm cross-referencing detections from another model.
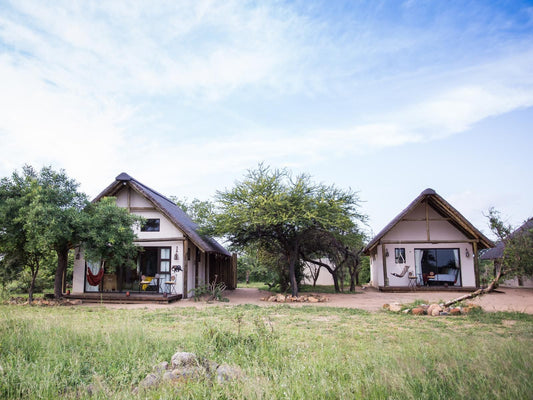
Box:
left=0, top=0, right=532, bottom=239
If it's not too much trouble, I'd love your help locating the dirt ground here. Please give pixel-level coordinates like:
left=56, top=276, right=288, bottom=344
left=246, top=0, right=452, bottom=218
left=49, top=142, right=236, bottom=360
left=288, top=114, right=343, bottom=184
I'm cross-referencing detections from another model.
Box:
left=95, top=286, right=533, bottom=314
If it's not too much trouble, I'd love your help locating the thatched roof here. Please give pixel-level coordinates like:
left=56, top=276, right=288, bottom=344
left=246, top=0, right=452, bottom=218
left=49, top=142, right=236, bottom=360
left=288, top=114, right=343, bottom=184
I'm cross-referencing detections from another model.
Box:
left=480, top=218, right=533, bottom=260
left=94, top=173, right=230, bottom=256
left=364, top=188, right=494, bottom=254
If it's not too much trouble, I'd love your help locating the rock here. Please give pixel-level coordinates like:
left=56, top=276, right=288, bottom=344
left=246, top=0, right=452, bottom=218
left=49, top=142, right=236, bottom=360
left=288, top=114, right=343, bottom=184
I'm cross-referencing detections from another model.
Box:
left=216, top=363, right=243, bottom=383
left=171, top=366, right=206, bottom=381
left=139, top=373, right=160, bottom=389
left=275, top=294, right=286, bottom=302
left=171, top=352, right=198, bottom=369
left=202, top=359, right=220, bottom=376
left=402, top=309, right=410, bottom=314
left=389, top=303, right=403, bottom=312
left=427, top=303, right=442, bottom=316
left=153, top=361, right=169, bottom=374
left=307, top=296, right=318, bottom=303
left=162, top=371, right=175, bottom=381
left=412, top=307, right=425, bottom=315
left=450, top=307, right=462, bottom=315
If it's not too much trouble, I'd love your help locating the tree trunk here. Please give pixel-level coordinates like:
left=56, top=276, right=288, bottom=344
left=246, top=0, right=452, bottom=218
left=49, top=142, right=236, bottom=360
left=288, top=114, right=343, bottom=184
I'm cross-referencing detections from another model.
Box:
left=288, top=247, right=299, bottom=297
left=28, top=263, right=39, bottom=305
left=54, top=246, right=69, bottom=299
left=443, top=264, right=502, bottom=308
left=331, top=270, right=340, bottom=293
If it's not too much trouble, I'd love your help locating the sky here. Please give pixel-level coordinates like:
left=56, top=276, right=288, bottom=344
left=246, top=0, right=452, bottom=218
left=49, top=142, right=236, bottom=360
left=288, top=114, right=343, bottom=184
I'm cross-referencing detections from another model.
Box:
left=0, top=0, right=532, bottom=240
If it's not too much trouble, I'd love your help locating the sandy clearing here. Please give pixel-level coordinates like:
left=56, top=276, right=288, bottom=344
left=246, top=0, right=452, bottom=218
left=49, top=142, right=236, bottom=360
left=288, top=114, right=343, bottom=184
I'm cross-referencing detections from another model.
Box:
left=90, top=287, right=533, bottom=314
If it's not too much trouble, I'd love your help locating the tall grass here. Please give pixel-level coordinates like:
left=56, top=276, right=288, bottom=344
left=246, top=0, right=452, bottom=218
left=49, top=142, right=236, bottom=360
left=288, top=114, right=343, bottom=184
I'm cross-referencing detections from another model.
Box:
left=0, top=304, right=531, bottom=399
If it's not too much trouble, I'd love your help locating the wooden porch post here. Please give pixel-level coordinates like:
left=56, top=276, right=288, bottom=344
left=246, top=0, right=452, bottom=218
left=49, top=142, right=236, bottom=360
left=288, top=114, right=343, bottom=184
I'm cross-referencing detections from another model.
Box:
left=183, top=239, right=188, bottom=298
left=473, top=241, right=479, bottom=288
left=381, top=243, right=388, bottom=287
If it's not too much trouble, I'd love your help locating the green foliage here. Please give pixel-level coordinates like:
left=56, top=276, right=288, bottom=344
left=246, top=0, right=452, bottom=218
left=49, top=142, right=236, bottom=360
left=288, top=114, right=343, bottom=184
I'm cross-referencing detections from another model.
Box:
left=170, top=197, right=216, bottom=233
left=81, top=197, right=141, bottom=271
left=487, top=208, right=533, bottom=280
left=189, top=279, right=229, bottom=302
left=213, top=164, right=365, bottom=296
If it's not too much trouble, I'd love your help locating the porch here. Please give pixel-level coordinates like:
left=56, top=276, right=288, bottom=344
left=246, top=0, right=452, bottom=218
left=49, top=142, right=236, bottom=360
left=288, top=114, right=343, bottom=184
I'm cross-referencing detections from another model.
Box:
left=379, top=286, right=477, bottom=293
left=66, top=291, right=182, bottom=304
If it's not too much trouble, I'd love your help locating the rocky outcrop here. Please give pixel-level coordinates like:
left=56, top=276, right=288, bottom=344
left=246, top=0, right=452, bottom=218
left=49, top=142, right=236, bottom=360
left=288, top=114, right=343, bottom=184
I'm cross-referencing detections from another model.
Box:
left=384, top=302, right=482, bottom=316
left=133, top=351, right=244, bottom=394
left=261, top=294, right=329, bottom=303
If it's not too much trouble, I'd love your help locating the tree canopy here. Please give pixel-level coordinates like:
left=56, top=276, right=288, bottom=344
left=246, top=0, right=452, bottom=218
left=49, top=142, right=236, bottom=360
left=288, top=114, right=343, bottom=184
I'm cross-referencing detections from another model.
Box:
left=0, top=165, right=140, bottom=301
left=212, top=164, right=366, bottom=296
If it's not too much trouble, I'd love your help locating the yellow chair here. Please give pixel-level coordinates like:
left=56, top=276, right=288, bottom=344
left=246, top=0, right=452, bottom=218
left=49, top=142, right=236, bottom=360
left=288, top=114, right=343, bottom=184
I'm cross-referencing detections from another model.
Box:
left=140, top=275, right=153, bottom=291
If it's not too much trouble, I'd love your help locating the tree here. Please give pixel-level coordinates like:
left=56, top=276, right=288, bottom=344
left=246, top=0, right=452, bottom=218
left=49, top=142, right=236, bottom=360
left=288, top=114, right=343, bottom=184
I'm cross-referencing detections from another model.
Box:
left=212, top=164, right=365, bottom=297
left=0, top=166, right=140, bottom=301
left=444, top=208, right=533, bottom=307
left=171, top=197, right=216, bottom=232
left=0, top=168, right=61, bottom=302
left=81, top=197, right=141, bottom=272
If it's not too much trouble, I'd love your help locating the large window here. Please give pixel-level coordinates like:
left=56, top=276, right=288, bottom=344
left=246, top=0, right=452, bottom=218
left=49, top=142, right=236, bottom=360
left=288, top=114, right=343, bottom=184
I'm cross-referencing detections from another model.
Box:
left=414, top=248, right=461, bottom=286
left=141, top=219, right=160, bottom=232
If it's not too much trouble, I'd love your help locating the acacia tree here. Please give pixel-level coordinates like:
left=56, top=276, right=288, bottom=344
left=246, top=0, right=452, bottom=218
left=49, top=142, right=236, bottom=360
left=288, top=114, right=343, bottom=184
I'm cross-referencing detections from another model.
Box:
left=445, top=208, right=533, bottom=307
left=212, top=164, right=365, bottom=297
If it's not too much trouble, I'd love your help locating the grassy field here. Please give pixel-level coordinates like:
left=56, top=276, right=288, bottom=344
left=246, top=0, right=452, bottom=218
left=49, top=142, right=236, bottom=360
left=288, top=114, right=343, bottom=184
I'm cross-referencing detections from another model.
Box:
left=0, top=304, right=531, bottom=399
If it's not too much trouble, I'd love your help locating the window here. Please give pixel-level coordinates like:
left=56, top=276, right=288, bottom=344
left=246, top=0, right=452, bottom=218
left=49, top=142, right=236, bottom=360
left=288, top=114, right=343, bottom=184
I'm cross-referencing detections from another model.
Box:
left=160, top=248, right=171, bottom=273
left=395, top=248, right=406, bottom=264
left=141, top=218, right=160, bottom=232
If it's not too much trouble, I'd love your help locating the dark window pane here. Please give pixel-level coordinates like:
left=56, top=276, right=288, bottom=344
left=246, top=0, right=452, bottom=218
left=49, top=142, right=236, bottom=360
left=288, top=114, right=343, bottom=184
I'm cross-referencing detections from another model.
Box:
left=141, top=219, right=160, bottom=232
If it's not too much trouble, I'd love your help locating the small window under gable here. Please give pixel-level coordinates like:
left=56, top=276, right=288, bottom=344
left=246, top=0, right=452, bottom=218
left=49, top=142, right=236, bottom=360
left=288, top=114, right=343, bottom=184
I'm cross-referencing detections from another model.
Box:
left=395, top=248, right=406, bottom=264
left=141, top=218, right=160, bottom=232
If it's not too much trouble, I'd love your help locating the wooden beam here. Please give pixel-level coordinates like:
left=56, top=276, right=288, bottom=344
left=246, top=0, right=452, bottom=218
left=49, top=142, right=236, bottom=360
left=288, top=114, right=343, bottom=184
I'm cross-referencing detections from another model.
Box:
left=130, top=207, right=157, bottom=212
left=134, top=237, right=186, bottom=243
left=473, top=241, right=479, bottom=288
left=425, top=201, right=430, bottom=241
left=381, top=243, right=388, bottom=287
left=401, top=218, right=452, bottom=222
left=183, top=239, right=188, bottom=298
left=380, top=240, right=478, bottom=244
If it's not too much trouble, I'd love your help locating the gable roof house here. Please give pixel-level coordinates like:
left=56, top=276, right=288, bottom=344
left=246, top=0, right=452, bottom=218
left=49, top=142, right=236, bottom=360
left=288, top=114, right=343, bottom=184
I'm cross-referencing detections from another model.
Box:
left=71, top=173, right=235, bottom=302
left=480, top=218, right=533, bottom=288
left=364, top=189, right=494, bottom=291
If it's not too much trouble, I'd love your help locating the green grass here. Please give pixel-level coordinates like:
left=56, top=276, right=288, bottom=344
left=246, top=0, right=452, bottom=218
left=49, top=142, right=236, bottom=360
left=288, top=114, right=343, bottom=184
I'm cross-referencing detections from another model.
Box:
left=0, top=304, right=532, bottom=399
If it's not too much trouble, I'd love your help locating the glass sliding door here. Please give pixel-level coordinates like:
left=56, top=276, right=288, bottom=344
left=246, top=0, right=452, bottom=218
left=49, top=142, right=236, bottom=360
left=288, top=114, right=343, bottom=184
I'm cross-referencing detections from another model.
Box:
left=415, top=248, right=461, bottom=286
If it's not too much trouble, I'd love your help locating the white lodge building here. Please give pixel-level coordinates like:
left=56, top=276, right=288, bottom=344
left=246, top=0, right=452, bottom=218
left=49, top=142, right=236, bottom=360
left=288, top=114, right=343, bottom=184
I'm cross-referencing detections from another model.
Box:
left=364, top=189, right=494, bottom=291
left=72, top=173, right=235, bottom=300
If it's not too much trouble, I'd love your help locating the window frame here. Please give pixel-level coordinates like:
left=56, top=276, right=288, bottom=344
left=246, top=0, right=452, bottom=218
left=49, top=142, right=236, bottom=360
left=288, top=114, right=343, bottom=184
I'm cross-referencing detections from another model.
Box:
left=395, top=248, right=406, bottom=264
left=141, top=218, right=161, bottom=232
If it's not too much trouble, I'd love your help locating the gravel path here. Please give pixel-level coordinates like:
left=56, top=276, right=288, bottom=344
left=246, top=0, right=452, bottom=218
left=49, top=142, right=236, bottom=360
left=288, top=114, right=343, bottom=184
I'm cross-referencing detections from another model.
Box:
left=95, top=287, right=533, bottom=314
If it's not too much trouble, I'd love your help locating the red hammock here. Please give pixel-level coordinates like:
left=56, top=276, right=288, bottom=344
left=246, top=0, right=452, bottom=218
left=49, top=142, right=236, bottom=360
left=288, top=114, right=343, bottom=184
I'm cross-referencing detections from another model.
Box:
left=86, top=262, right=104, bottom=286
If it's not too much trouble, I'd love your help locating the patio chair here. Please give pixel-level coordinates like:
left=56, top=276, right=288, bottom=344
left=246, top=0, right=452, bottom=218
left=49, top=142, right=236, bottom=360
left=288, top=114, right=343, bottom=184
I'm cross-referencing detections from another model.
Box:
left=165, top=275, right=177, bottom=295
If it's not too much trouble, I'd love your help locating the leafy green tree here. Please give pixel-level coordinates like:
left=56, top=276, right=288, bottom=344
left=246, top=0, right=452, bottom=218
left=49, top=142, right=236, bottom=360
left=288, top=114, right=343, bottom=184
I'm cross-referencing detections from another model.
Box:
left=1, top=166, right=140, bottom=300
left=0, top=169, right=62, bottom=302
left=171, top=197, right=216, bottom=232
left=81, top=197, right=141, bottom=271
left=212, top=164, right=365, bottom=297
